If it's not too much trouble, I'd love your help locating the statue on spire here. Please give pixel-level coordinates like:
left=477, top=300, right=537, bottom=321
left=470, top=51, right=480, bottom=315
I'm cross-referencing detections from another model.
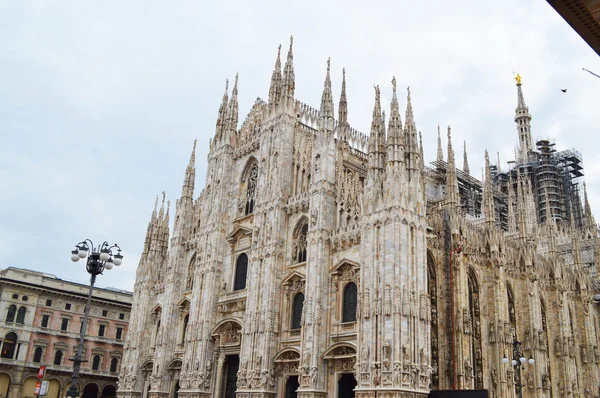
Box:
left=515, top=73, right=522, bottom=85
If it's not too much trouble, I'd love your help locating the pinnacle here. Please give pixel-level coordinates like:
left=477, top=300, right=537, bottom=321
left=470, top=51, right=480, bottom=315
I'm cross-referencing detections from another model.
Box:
left=187, top=138, right=197, bottom=166
left=437, top=125, right=443, bottom=163
left=319, top=58, right=333, bottom=116
left=338, top=67, right=348, bottom=136
left=153, top=195, right=159, bottom=217
left=405, top=86, right=414, bottom=123
left=463, top=141, right=470, bottom=175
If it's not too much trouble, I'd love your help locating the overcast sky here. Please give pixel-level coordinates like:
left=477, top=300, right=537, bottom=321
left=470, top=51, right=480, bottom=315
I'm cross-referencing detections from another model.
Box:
left=1, top=0, right=599, bottom=291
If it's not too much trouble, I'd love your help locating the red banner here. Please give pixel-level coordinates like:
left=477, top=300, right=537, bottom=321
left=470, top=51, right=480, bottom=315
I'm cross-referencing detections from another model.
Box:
left=37, top=365, right=46, bottom=379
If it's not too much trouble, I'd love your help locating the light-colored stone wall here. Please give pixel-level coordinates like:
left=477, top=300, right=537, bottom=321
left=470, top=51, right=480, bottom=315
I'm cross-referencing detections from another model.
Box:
left=117, top=39, right=600, bottom=398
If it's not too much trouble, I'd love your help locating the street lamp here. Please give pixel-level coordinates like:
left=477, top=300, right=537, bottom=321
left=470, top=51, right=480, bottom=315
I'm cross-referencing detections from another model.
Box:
left=66, top=239, right=123, bottom=398
left=502, top=339, right=534, bottom=398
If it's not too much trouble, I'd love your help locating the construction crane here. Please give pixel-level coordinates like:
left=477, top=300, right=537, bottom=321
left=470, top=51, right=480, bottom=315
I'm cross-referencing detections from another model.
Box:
left=582, top=68, right=600, bottom=79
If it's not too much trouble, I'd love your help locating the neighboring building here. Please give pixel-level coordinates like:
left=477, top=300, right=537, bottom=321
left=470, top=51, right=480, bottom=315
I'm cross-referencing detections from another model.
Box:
left=546, top=0, right=600, bottom=56
left=117, top=39, right=600, bottom=398
left=0, top=267, right=133, bottom=398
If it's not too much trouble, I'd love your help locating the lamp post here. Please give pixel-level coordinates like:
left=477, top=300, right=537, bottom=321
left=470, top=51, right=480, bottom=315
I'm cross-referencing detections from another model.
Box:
left=502, top=338, right=534, bottom=398
left=66, top=239, right=123, bottom=398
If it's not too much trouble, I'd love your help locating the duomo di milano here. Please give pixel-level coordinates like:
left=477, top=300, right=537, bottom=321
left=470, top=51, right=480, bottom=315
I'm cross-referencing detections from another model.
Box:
left=116, top=37, right=600, bottom=398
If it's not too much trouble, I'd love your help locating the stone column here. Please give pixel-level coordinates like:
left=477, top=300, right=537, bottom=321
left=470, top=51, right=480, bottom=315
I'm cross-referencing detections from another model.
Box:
left=214, top=354, right=226, bottom=398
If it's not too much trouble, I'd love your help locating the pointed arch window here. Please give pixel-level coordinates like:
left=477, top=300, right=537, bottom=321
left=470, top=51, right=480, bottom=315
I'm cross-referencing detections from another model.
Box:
left=291, top=292, right=304, bottom=330
left=1, top=332, right=18, bottom=359
left=16, top=307, right=26, bottom=324
left=5, top=305, right=16, bottom=322
left=54, top=349, right=63, bottom=365
left=92, top=355, right=101, bottom=370
left=33, top=347, right=43, bottom=363
left=234, top=253, right=248, bottom=291
left=110, top=357, right=119, bottom=373
left=245, top=165, right=258, bottom=215
left=342, top=282, right=357, bottom=323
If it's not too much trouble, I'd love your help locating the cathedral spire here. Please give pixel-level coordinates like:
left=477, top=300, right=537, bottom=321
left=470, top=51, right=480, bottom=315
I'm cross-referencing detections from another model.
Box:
left=419, top=131, right=425, bottom=172
left=437, top=125, right=444, bottom=163
left=158, top=191, right=166, bottom=220
left=181, top=139, right=197, bottom=200
left=514, top=74, right=533, bottom=162
left=583, top=182, right=597, bottom=231
left=507, top=174, right=516, bottom=233
left=404, top=87, right=419, bottom=179
left=225, top=74, right=239, bottom=144
left=268, top=44, right=283, bottom=107
left=282, top=36, right=295, bottom=107
left=368, top=85, right=386, bottom=172
left=215, top=79, right=229, bottom=142
left=445, top=126, right=460, bottom=206
left=318, top=58, right=334, bottom=134
left=338, top=68, right=348, bottom=141
left=386, top=76, right=404, bottom=164
left=496, top=152, right=501, bottom=173
left=483, top=150, right=495, bottom=226
left=463, top=141, right=470, bottom=175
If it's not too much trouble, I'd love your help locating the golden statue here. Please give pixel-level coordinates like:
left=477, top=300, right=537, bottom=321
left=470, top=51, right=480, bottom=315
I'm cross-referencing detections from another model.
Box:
left=515, top=74, right=522, bottom=85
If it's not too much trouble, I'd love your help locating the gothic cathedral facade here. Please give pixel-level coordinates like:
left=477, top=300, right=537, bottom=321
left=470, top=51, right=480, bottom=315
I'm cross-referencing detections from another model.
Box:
left=117, top=38, right=600, bottom=398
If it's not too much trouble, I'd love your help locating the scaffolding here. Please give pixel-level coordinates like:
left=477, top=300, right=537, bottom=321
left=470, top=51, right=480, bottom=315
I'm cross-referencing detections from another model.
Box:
left=428, top=160, right=509, bottom=230
left=495, top=137, right=585, bottom=229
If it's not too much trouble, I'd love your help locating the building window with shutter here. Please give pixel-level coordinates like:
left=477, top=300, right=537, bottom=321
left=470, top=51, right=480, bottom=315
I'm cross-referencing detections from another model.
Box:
left=54, top=350, right=63, bottom=365
left=5, top=305, right=16, bottom=322
left=33, top=347, right=43, bottom=363
left=110, top=357, right=119, bottom=372
left=92, top=355, right=101, bottom=370
left=61, top=318, right=69, bottom=331
left=41, top=314, right=50, bottom=328
left=16, top=307, right=26, bottom=324
left=98, top=325, right=105, bottom=337
left=116, top=327, right=123, bottom=340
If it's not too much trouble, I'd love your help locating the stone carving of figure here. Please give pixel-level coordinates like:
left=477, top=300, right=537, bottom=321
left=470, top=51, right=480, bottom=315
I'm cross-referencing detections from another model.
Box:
left=393, top=361, right=401, bottom=386
left=526, top=373, right=534, bottom=391
left=260, top=370, right=269, bottom=388
left=582, top=344, right=589, bottom=363
left=542, top=373, right=550, bottom=390
left=382, top=340, right=390, bottom=360
left=393, top=285, right=401, bottom=314
left=363, top=288, right=370, bottom=319
left=491, top=368, right=498, bottom=387
left=489, top=321, right=496, bottom=343
left=309, top=366, right=318, bottom=388
left=362, top=344, right=369, bottom=362
left=384, top=285, right=392, bottom=316
left=555, top=337, right=562, bottom=357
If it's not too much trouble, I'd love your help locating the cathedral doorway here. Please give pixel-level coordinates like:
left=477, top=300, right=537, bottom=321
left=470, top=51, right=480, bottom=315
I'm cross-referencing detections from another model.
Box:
left=285, top=375, right=299, bottom=398
left=337, top=373, right=356, bottom=398
left=223, top=355, right=239, bottom=398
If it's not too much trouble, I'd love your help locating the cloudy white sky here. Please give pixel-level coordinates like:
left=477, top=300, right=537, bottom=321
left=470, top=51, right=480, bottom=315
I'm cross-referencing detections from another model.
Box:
left=1, top=0, right=599, bottom=291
